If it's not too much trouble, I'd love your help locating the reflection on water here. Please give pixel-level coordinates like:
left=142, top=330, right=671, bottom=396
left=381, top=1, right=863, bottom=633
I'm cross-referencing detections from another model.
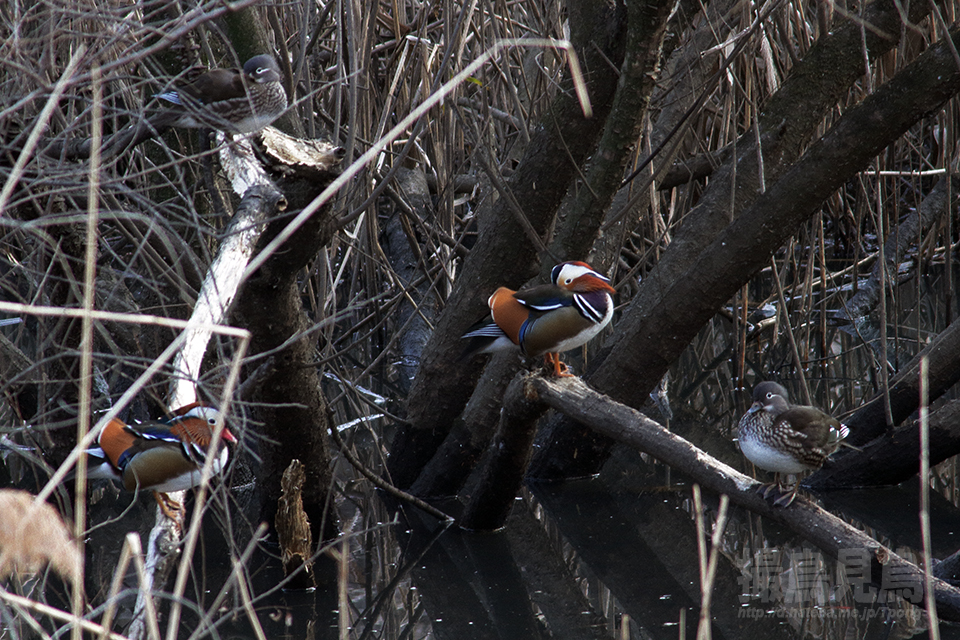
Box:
left=215, top=448, right=959, bottom=639
left=6, top=458, right=959, bottom=639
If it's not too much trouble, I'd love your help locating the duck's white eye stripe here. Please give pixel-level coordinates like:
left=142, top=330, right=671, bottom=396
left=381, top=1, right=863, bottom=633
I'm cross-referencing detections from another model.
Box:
left=557, top=265, right=583, bottom=282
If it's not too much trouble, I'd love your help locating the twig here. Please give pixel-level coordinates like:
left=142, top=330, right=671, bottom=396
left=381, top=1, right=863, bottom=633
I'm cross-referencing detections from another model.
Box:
left=328, top=416, right=453, bottom=523
left=0, top=589, right=129, bottom=640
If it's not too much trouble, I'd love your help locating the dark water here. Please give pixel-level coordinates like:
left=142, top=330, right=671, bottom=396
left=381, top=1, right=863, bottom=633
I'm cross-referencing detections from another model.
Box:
left=222, top=447, right=960, bottom=640
left=170, top=442, right=959, bottom=640
left=4, top=414, right=960, bottom=638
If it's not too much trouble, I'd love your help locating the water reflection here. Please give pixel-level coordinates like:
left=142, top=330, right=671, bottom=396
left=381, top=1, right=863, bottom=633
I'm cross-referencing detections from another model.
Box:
left=6, top=423, right=960, bottom=638
left=277, top=449, right=959, bottom=639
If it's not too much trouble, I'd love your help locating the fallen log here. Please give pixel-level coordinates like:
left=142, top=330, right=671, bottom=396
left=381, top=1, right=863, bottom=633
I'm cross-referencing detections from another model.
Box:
left=518, top=375, right=960, bottom=621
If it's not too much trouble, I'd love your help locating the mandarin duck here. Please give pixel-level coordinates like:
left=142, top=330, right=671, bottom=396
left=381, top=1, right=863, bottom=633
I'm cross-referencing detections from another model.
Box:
left=151, top=55, right=287, bottom=134
left=86, top=403, right=236, bottom=519
left=461, top=261, right=615, bottom=377
left=737, top=381, right=849, bottom=506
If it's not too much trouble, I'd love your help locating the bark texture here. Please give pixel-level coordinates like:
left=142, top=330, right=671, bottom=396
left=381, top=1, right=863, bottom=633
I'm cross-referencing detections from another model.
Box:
left=398, top=0, right=675, bottom=496
left=548, top=0, right=674, bottom=265
left=233, top=178, right=341, bottom=551
left=276, top=459, right=315, bottom=589
left=807, top=400, right=960, bottom=489
left=459, top=372, right=548, bottom=531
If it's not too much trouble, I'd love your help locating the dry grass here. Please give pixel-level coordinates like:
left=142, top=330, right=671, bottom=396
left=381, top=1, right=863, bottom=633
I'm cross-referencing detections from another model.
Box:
left=0, top=488, right=81, bottom=584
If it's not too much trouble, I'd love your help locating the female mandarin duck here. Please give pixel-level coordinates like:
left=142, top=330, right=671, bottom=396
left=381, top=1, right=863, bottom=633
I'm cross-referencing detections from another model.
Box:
left=87, top=403, right=236, bottom=518
left=461, top=261, right=615, bottom=376
left=152, top=55, right=287, bottom=134
left=737, top=381, right=849, bottom=506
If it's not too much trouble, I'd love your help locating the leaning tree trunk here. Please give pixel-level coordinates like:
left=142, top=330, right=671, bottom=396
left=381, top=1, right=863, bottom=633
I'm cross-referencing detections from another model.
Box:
left=528, top=0, right=941, bottom=480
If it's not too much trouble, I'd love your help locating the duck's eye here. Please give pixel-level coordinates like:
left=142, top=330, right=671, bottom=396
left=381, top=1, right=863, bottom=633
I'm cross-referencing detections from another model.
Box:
left=565, top=278, right=573, bottom=285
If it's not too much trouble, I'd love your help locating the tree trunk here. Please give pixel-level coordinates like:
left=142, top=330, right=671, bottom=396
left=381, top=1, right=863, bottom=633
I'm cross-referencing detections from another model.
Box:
left=839, top=314, right=960, bottom=447
left=233, top=168, right=342, bottom=556
left=459, top=372, right=547, bottom=531
left=807, top=400, right=960, bottom=489
left=391, top=0, right=630, bottom=489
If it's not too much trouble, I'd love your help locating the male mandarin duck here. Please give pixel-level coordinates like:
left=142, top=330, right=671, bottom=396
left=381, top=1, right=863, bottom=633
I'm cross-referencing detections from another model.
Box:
left=461, top=261, right=615, bottom=376
left=86, top=402, right=236, bottom=518
left=737, top=381, right=849, bottom=506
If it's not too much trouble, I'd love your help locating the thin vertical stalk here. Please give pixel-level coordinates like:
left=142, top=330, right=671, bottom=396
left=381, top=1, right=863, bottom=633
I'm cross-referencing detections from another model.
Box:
left=818, top=215, right=827, bottom=378
left=185, top=523, right=270, bottom=640
left=801, top=236, right=817, bottom=370
left=946, top=149, right=954, bottom=326
left=737, top=282, right=748, bottom=393
left=98, top=534, right=160, bottom=640
left=771, top=257, right=811, bottom=404
left=339, top=536, right=350, bottom=639
left=73, top=61, right=101, bottom=640
left=693, top=485, right=730, bottom=640
left=876, top=165, right=893, bottom=428
left=919, top=356, right=941, bottom=639
left=694, top=484, right=707, bottom=586
left=235, top=558, right=269, bottom=640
